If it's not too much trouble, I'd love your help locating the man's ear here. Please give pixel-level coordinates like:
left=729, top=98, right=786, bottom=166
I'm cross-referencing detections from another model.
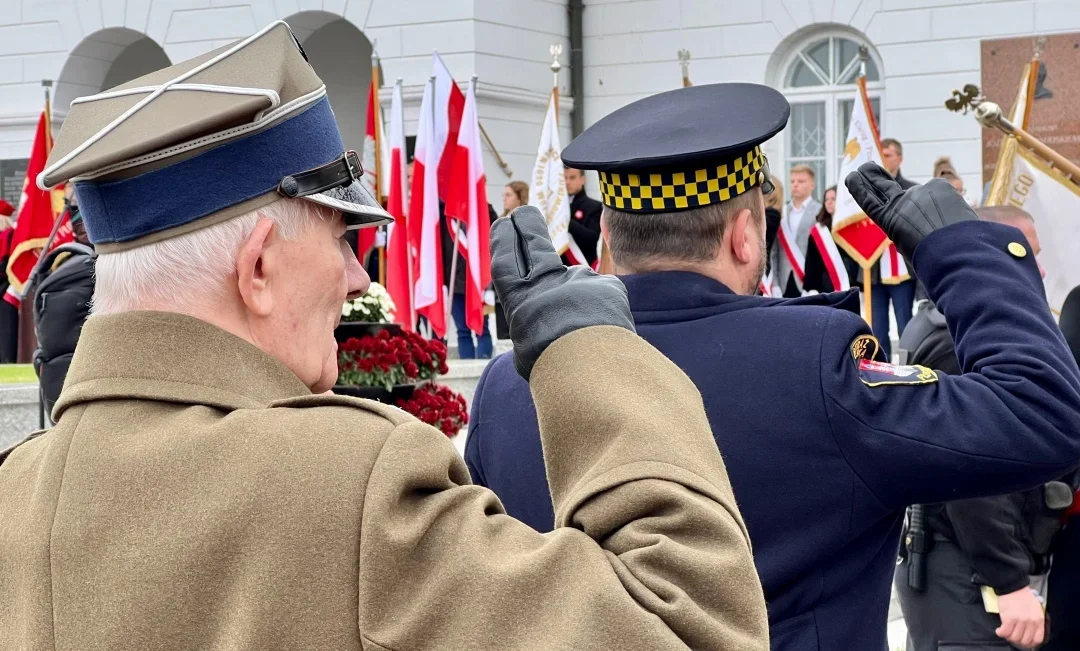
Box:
left=236, top=217, right=278, bottom=317
left=729, top=207, right=754, bottom=264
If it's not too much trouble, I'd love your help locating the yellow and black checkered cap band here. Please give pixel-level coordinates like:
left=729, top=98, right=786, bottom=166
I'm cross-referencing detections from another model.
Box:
left=598, top=146, right=765, bottom=213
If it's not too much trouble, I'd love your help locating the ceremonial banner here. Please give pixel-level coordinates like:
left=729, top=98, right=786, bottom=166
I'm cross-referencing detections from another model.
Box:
left=833, top=77, right=890, bottom=268
left=529, top=91, right=588, bottom=263
left=408, top=79, right=446, bottom=337
left=445, top=79, right=491, bottom=335
left=432, top=52, right=465, bottom=203
left=385, top=79, right=413, bottom=330
left=358, top=73, right=386, bottom=260
left=5, top=110, right=67, bottom=307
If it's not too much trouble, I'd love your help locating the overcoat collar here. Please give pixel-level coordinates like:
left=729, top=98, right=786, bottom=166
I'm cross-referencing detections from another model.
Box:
left=620, top=271, right=861, bottom=324
left=54, top=311, right=311, bottom=420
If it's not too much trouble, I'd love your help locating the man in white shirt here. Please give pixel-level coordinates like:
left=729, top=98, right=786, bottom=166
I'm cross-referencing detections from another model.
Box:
left=771, top=164, right=822, bottom=297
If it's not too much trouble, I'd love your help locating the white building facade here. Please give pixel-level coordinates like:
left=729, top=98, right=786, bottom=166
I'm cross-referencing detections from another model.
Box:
left=0, top=0, right=1077, bottom=204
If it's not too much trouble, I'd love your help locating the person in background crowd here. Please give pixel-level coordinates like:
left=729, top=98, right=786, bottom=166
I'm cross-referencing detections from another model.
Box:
left=1044, top=284, right=1080, bottom=651
left=802, top=185, right=858, bottom=294
left=29, top=195, right=94, bottom=420
left=935, top=158, right=979, bottom=208
left=0, top=199, right=18, bottom=363
left=0, top=26, right=769, bottom=650
left=466, top=81, right=1080, bottom=651
left=874, top=137, right=918, bottom=358
left=895, top=205, right=1073, bottom=651
left=771, top=164, right=820, bottom=297
left=494, top=181, right=529, bottom=340
left=762, top=175, right=783, bottom=287
left=441, top=199, right=498, bottom=359
left=562, top=167, right=602, bottom=267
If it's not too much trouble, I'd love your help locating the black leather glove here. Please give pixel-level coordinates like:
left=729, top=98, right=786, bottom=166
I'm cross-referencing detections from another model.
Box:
left=845, top=162, right=976, bottom=260
left=490, top=206, right=635, bottom=381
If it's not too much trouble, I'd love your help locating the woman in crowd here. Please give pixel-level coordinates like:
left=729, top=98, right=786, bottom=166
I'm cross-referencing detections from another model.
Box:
left=802, top=185, right=859, bottom=294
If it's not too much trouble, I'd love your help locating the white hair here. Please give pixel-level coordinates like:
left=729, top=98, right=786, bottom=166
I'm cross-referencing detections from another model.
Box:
left=92, top=199, right=329, bottom=315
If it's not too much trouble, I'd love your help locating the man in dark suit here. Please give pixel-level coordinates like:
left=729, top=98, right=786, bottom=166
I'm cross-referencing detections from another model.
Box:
left=563, top=167, right=602, bottom=267
left=465, top=83, right=1080, bottom=651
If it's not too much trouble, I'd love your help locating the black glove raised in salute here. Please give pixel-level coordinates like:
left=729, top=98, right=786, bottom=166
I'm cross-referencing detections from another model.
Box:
left=490, top=206, right=635, bottom=381
left=845, top=162, right=977, bottom=260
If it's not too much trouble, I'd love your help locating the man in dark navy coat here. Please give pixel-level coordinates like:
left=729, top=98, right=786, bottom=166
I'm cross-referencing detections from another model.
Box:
left=466, top=83, right=1080, bottom=651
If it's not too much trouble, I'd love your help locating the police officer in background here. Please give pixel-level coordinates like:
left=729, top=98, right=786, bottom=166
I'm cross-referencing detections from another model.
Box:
left=465, top=83, right=1080, bottom=650
left=0, top=24, right=769, bottom=650
left=896, top=205, right=1077, bottom=650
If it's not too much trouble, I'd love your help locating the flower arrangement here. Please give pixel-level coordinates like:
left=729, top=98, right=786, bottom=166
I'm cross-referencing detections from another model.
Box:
left=341, top=282, right=395, bottom=323
left=337, top=329, right=449, bottom=390
left=396, top=383, right=469, bottom=437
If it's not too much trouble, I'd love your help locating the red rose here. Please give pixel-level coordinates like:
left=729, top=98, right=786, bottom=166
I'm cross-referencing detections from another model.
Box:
left=404, top=362, right=419, bottom=377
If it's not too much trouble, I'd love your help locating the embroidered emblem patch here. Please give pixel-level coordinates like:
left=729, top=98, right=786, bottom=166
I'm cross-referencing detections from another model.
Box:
left=858, top=359, right=939, bottom=387
left=849, top=334, right=880, bottom=364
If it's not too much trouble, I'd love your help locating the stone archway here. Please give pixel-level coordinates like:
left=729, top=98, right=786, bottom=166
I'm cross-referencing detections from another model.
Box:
left=285, top=11, right=374, bottom=153
left=55, top=28, right=171, bottom=114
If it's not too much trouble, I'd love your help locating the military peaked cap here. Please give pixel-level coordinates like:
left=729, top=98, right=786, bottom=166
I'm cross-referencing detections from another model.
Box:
left=40, top=21, right=392, bottom=252
left=562, top=83, right=790, bottom=214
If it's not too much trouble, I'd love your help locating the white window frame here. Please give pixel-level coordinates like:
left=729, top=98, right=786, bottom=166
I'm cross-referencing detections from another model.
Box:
left=774, top=30, right=885, bottom=200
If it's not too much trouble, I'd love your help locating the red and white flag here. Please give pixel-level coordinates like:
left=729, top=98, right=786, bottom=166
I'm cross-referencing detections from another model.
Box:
left=384, top=79, right=413, bottom=330
left=357, top=75, right=386, bottom=261
left=776, top=218, right=805, bottom=284
left=408, top=78, right=446, bottom=338
left=432, top=52, right=465, bottom=204
left=810, top=223, right=851, bottom=291
left=879, top=243, right=909, bottom=285
left=445, top=78, right=491, bottom=335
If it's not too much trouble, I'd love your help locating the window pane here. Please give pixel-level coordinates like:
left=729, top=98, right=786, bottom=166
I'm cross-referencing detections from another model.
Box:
left=836, top=38, right=858, bottom=79
left=807, top=39, right=830, bottom=81
left=788, top=60, right=823, bottom=87
left=788, top=102, right=827, bottom=158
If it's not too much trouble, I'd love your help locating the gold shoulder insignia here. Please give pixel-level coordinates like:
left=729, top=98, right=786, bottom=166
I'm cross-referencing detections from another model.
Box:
left=849, top=334, right=881, bottom=365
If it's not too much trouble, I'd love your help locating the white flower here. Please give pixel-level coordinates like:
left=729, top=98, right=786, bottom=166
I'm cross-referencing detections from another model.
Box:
left=341, top=302, right=353, bottom=317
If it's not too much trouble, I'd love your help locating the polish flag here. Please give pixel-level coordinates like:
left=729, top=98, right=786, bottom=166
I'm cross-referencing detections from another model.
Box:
left=810, top=223, right=851, bottom=291
left=432, top=52, right=465, bottom=203
left=384, top=79, right=413, bottom=330
left=408, top=78, right=446, bottom=338
left=357, top=77, right=385, bottom=260
left=445, top=78, right=491, bottom=335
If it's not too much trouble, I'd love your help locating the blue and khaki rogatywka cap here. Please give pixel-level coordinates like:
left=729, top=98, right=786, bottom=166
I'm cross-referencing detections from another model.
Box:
left=38, top=21, right=392, bottom=252
left=561, top=83, right=791, bottom=214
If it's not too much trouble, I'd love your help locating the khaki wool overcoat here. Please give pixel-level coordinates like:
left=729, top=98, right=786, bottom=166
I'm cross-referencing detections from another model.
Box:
left=0, top=311, right=767, bottom=650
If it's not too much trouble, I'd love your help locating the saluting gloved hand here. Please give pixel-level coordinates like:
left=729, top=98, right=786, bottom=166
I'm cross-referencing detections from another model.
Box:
left=845, top=162, right=976, bottom=260
left=490, top=206, right=635, bottom=381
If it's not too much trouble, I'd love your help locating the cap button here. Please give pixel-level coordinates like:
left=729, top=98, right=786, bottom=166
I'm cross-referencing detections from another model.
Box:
left=1007, top=242, right=1027, bottom=258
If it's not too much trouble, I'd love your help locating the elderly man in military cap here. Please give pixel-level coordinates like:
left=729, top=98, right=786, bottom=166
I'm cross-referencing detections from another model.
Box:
left=466, top=82, right=1080, bottom=650
left=0, top=22, right=769, bottom=650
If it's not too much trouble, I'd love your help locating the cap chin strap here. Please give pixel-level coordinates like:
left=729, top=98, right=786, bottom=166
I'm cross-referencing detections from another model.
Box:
left=278, top=151, right=362, bottom=199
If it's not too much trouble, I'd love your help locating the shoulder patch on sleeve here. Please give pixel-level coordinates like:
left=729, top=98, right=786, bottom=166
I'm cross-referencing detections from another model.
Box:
left=849, top=334, right=881, bottom=364
left=857, top=359, right=939, bottom=387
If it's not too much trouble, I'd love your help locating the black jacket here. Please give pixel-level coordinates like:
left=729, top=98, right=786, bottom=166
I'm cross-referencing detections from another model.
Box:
left=31, top=243, right=95, bottom=417
left=764, top=207, right=781, bottom=278
left=563, top=191, right=602, bottom=266
left=901, top=303, right=1076, bottom=593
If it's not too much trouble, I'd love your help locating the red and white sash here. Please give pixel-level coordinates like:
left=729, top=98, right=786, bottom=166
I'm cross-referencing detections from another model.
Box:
left=809, top=223, right=851, bottom=291
left=879, top=242, right=910, bottom=284
left=759, top=271, right=773, bottom=297
left=777, top=218, right=805, bottom=283
left=563, top=238, right=599, bottom=271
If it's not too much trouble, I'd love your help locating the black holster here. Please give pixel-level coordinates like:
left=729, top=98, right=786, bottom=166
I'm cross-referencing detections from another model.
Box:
left=905, top=504, right=931, bottom=592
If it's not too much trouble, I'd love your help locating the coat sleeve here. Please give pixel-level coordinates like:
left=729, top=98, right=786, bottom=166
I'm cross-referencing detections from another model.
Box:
left=462, top=358, right=493, bottom=487
left=821, top=221, right=1080, bottom=511
left=357, top=326, right=768, bottom=651
left=945, top=495, right=1033, bottom=595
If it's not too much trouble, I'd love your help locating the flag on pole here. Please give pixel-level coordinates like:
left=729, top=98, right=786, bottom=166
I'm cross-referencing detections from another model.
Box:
left=529, top=90, right=589, bottom=264
left=832, top=77, right=891, bottom=270
left=409, top=78, right=446, bottom=338
left=432, top=52, right=465, bottom=203
left=385, top=79, right=413, bottom=330
left=445, top=78, right=491, bottom=335
left=358, top=73, right=386, bottom=260
left=985, top=60, right=1080, bottom=313
left=5, top=110, right=69, bottom=307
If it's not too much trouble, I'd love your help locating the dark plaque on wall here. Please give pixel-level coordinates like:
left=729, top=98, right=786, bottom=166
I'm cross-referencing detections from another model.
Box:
left=0, top=159, right=28, bottom=208
left=981, top=34, right=1080, bottom=186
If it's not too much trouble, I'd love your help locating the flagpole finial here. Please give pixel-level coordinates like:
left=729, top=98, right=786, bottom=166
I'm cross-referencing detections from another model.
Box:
left=678, top=49, right=691, bottom=86
left=857, top=44, right=868, bottom=77
left=1033, top=35, right=1048, bottom=60
left=549, top=44, right=562, bottom=88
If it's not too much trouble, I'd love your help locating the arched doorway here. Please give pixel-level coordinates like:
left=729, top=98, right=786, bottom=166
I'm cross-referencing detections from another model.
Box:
left=285, top=11, right=374, bottom=153
left=55, top=28, right=171, bottom=114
